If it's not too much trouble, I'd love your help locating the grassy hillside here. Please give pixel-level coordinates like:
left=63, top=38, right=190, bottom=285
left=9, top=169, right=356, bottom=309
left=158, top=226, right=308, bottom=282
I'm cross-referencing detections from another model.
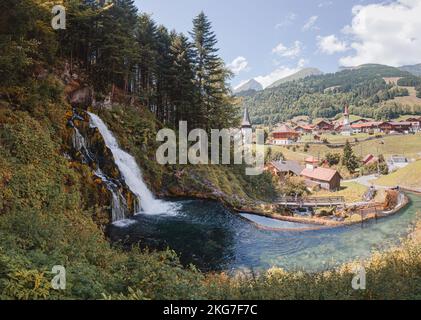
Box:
left=391, top=86, right=421, bottom=106
left=267, top=68, right=323, bottom=89
left=374, top=161, right=421, bottom=188
left=314, top=182, right=368, bottom=203
left=241, top=64, right=421, bottom=125
left=273, top=133, right=421, bottom=164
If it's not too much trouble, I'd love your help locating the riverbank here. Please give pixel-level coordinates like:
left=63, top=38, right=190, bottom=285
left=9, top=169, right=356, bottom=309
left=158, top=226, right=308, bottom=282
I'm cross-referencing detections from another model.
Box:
left=232, top=190, right=409, bottom=230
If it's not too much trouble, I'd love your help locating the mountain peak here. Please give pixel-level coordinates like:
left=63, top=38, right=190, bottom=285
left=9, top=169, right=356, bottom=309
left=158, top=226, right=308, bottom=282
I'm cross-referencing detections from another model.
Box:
left=234, top=79, right=263, bottom=94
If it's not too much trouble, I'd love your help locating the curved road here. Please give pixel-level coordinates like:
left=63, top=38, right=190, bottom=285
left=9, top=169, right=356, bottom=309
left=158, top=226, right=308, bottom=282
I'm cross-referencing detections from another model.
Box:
left=344, top=174, right=388, bottom=189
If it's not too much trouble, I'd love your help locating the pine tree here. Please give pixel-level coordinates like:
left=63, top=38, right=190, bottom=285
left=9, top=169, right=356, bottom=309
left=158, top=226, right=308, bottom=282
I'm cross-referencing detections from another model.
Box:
left=155, top=26, right=173, bottom=123
left=168, top=33, right=196, bottom=127
left=93, top=0, right=138, bottom=93
left=342, top=140, right=359, bottom=173
left=190, top=12, right=237, bottom=130
left=135, top=13, right=159, bottom=111
left=0, top=0, right=56, bottom=86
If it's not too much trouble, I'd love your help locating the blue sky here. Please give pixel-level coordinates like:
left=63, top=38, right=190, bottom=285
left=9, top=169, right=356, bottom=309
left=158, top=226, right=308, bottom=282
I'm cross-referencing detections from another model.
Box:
left=134, top=0, right=421, bottom=88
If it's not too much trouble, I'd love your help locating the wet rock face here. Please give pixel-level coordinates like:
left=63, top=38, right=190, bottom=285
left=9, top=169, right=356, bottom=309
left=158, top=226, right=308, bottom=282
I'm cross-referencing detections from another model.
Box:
left=69, top=87, right=93, bottom=108
left=66, top=109, right=138, bottom=224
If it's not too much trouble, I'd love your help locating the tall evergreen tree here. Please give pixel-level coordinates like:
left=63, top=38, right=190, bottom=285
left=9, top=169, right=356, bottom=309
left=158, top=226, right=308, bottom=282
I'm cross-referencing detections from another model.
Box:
left=154, top=26, right=173, bottom=123
left=342, top=140, right=359, bottom=173
left=135, top=13, right=159, bottom=111
left=190, top=12, right=237, bottom=130
left=93, top=0, right=138, bottom=93
left=168, top=33, right=196, bottom=128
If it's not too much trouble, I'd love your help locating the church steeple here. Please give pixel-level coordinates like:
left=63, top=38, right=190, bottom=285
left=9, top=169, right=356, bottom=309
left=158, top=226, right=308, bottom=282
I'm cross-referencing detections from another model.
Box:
left=242, top=107, right=252, bottom=129
left=344, top=105, right=349, bottom=116
left=343, top=105, right=350, bottom=126
left=341, top=105, right=353, bottom=136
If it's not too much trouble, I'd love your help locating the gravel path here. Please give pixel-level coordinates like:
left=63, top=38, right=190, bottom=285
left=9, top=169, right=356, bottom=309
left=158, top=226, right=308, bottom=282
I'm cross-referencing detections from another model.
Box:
left=344, top=174, right=388, bottom=189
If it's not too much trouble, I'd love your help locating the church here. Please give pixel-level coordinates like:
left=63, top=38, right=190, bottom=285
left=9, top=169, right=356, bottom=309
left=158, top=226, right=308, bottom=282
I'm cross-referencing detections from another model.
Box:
left=341, top=105, right=353, bottom=136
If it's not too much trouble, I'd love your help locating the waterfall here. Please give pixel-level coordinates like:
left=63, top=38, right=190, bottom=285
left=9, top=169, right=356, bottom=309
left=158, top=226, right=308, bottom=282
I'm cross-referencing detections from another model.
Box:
left=72, top=123, right=130, bottom=223
left=72, top=127, right=93, bottom=163
left=87, top=112, right=174, bottom=215
left=94, top=169, right=129, bottom=222
left=72, top=127, right=85, bottom=151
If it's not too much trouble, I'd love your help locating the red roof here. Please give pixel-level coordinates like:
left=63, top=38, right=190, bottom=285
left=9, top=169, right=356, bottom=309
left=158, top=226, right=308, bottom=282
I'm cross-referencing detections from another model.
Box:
left=388, top=121, right=412, bottom=126
left=315, top=120, right=333, bottom=126
left=301, top=167, right=341, bottom=182
left=295, top=124, right=315, bottom=131
left=363, top=154, right=378, bottom=165
left=366, top=157, right=379, bottom=166
left=273, top=124, right=298, bottom=134
left=351, top=121, right=383, bottom=129
left=363, top=154, right=374, bottom=163
left=305, top=156, right=319, bottom=164
left=404, top=117, right=421, bottom=122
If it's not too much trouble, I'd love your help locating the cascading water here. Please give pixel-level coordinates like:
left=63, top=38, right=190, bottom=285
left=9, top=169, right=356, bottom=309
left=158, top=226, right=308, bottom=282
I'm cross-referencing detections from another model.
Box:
left=71, top=121, right=130, bottom=223
left=94, top=169, right=128, bottom=222
left=87, top=112, right=174, bottom=215
left=72, top=127, right=93, bottom=163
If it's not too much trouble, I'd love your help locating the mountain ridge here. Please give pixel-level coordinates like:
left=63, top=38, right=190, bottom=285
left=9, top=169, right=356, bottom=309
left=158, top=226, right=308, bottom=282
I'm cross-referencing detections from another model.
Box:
left=399, top=63, right=421, bottom=76
left=234, top=79, right=263, bottom=94
left=267, top=68, right=324, bottom=89
left=240, top=64, right=421, bottom=125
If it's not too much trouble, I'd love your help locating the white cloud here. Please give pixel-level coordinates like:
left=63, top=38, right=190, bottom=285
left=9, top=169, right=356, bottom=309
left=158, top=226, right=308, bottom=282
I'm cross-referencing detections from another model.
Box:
left=298, top=58, right=309, bottom=68
left=275, top=12, right=297, bottom=29
left=255, top=60, right=307, bottom=89
left=317, top=35, right=348, bottom=54
left=228, top=56, right=249, bottom=74
left=255, top=67, right=301, bottom=88
left=272, top=41, right=302, bottom=58
left=318, top=1, right=333, bottom=8
left=302, top=16, right=319, bottom=31
left=339, top=0, right=421, bottom=67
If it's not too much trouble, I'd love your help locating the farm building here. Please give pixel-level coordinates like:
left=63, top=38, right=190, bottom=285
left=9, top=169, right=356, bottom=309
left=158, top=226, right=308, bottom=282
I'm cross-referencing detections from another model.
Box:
left=314, top=120, right=334, bottom=132
left=350, top=121, right=384, bottom=133
left=295, top=124, right=315, bottom=134
left=379, top=122, right=412, bottom=133
left=271, top=124, right=300, bottom=145
left=300, top=167, right=342, bottom=191
left=304, top=156, right=320, bottom=170
left=267, top=160, right=304, bottom=180
left=363, top=154, right=379, bottom=166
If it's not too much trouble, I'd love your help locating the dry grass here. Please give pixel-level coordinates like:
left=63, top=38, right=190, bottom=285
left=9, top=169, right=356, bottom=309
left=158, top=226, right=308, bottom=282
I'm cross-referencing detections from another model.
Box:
left=299, top=132, right=382, bottom=144
left=391, top=86, right=421, bottom=106
left=383, top=77, right=402, bottom=85
left=272, top=133, right=421, bottom=163
left=374, top=160, right=421, bottom=189
left=313, top=181, right=368, bottom=203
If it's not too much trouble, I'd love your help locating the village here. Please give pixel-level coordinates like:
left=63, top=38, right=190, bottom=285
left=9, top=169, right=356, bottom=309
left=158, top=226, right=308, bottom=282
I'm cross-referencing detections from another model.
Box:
left=241, top=106, right=421, bottom=225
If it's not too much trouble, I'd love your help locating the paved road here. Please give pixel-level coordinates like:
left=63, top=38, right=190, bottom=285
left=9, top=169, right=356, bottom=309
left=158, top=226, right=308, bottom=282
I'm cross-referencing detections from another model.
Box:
left=344, top=174, right=388, bottom=188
